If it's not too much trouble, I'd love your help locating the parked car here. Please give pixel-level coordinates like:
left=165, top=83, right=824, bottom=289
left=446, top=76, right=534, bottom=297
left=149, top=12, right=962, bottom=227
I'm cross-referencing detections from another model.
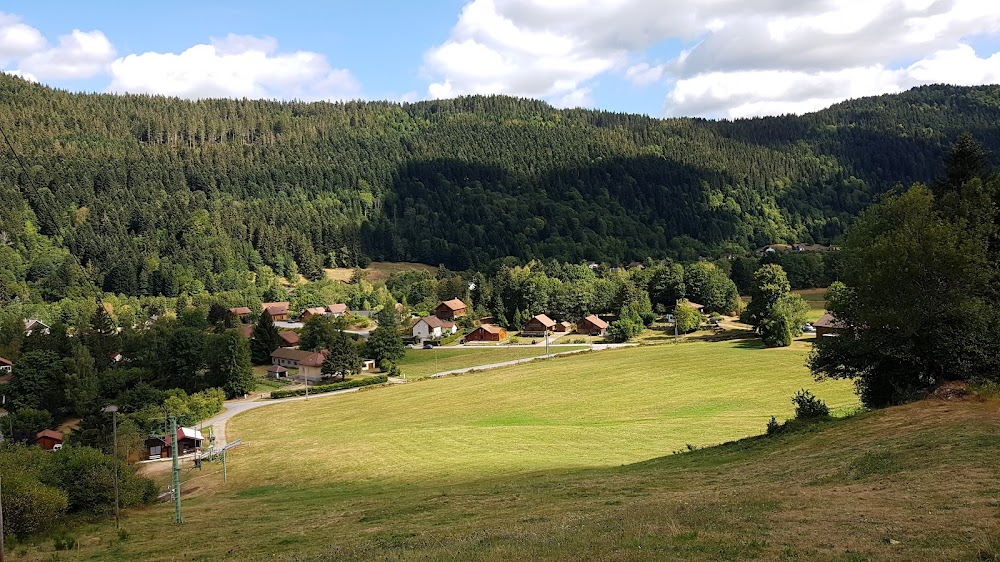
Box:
left=422, top=342, right=434, bottom=349
left=802, top=323, right=816, bottom=333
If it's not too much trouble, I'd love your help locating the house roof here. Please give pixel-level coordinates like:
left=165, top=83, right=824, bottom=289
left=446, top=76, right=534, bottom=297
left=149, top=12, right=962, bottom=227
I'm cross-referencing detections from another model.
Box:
left=437, top=299, right=467, bottom=311
left=417, top=316, right=455, bottom=329
left=681, top=301, right=705, bottom=310
left=266, top=365, right=288, bottom=373
left=35, top=429, right=63, bottom=441
left=178, top=427, right=204, bottom=441
left=815, top=313, right=845, bottom=329
left=0, top=356, right=11, bottom=367
left=262, top=301, right=290, bottom=315
left=229, top=306, right=252, bottom=315
left=474, top=324, right=505, bottom=335
left=270, top=348, right=317, bottom=362
left=278, top=331, right=300, bottom=346
left=581, top=315, right=609, bottom=329
left=327, top=303, right=349, bottom=314
left=556, top=321, right=573, bottom=328
left=528, top=314, right=556, bottom=328
left=303, top=307, right=327, bottom=316
left=298, top=350, right=328, bottom=368
left=24, top=318, right=49, bottom=329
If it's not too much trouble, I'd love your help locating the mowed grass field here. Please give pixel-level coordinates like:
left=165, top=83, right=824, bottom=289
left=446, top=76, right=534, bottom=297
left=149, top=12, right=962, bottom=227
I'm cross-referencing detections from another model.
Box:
left=395, top=346, right=588, bottom=379
left=325, top=261, right=437, bottom=283
left=793, top=287, right=828, bottom=322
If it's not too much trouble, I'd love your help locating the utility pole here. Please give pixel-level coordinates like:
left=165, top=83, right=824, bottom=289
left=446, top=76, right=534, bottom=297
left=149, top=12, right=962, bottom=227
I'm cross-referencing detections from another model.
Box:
left=103, top=405, right=120, bottom=529
left=170, top=417, right=183, bottom=525
left=222, top=449, right=228, bottom=485
left=1, top=468, right=5, bottom=562
left=544, top=329, right=550, bottom=357
left=674, top=299, right=679, bottom=344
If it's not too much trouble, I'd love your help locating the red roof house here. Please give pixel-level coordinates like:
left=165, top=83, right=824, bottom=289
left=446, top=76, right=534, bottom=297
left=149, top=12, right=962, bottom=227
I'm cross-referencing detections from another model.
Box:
left=522, top=314, right=556, bottom=336
left=577, top=315, right=609, bottom=336
left=35, top=429, right=64, bottom=451
left=262, top=301, right=291, bottom=321
left=435, top=299, right=467, bottom=320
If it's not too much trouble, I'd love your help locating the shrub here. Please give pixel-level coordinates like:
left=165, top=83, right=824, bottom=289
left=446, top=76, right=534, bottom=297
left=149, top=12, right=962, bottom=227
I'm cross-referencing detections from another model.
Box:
left=270, top=375, right=388, bottom=398
left=607, top=319, right=642, bottom=343
left=791, top=389, right=830, bottom=419
left=2, top=474, right=69, bottom=536
left=52, top=530, right=78, bottom=551
left=766, top=416, right=781, bottom=435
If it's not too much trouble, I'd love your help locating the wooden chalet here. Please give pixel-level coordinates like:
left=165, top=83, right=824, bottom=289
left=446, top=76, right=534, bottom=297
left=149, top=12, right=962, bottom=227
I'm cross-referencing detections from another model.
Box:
left=228, top=307, right=252, bottom=322
left=35, top=429, right=63, bottom=451
left=522, top=314, right=556, bottom=336
left=145, top=427, right=205, bottom=459
left=262, top=301, right=291, bottom=321
left=466, top=324, right=507, bottom=342
left=554, top=321, right=573, bottom=333
left=577, top=315, right=609, bottom=336
left=277, top=330, right=300, bottom=348
left=435, top=299, right=468, bottom=320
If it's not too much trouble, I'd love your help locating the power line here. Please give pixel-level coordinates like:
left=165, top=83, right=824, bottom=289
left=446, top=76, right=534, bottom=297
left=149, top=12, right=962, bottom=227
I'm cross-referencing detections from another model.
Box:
left=0, top=122, right=30, bottom=178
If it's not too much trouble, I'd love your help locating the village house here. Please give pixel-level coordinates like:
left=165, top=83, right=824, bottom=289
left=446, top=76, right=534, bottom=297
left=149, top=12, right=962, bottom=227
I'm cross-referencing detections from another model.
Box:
left=270, top=348, right=324, bottom=370
left=412, top=316, right=457, bottom=342
left=435, top=298, right=467, bottom=320
left=522, top=314, right=556, bottom=336
left=145, top=427, right=205, bottom=459
left=466, top=324, right=507, bottom=342
left=815, top=313, right=847, bottom=337
left=301, top=303, right=351, bottom=321
left=35, top=429, right=63, bottom=451
left=297, top=350, right=328, bottom=378
left=680, top=301, right=705, bottom=312
left=228, top=307, right=252, bottom=322
left=577, top=315, right=609, bottom=336
left=0, top=356, right=11, bottom=373
left=554, top=321, right=573, bottom=333
left=277, top=330, right=300, bottom=348
left=261, top=301, right=291, bottom=321
left=300, top=307, right=328, bottom=321
left=24, top=318, right=50, bottom=336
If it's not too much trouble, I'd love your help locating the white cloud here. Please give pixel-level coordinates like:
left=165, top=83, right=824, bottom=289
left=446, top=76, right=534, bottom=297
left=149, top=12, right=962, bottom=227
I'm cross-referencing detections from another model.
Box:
left=2, top=68, right=37, bottom=82
left=0, top=12, right=44, bottom=63
left=107, top=34, right=361, bottom=101
left=428, top=0, right=1000, bottom=116
left=19, top=29, right=115, bottom=79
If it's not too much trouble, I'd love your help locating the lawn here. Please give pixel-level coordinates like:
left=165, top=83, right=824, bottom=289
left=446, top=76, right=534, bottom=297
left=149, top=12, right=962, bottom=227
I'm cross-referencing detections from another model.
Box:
left=19, top=339, right=889, bottom=561
left=793, top=287, right=828, bottom=322
left=395, top=345, right=587, bottom=379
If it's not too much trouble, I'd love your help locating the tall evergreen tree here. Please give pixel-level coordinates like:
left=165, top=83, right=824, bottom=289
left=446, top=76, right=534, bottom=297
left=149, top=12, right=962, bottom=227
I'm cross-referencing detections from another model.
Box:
left=250, top=310, right=281, bottom=365
left=367, top=307, right=404, bottom=368
left=321, top=330, right=362, bottom=381
left=206, top=331, right=255, bottom=398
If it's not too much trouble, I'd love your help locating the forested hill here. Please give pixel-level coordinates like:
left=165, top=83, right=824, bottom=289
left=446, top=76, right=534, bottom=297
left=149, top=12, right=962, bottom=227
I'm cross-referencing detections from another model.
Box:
left=1, top=76, right=998, bottom=300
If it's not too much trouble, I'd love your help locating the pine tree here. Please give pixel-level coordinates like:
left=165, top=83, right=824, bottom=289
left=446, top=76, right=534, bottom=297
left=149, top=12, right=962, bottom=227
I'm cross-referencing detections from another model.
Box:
left=321, top=330, right=362, bottom=381
left=207, top=331, right=255, bottom=398
left=250, top=310, right=281, bottom=365
left=367, top=307, right=404, bottom=368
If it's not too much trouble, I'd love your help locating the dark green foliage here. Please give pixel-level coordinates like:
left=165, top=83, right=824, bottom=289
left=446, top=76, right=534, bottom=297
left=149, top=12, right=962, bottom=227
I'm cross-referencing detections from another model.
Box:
left=2, top=77, right=1000, bottom=302
left=250, top=311, right=281, bottom=365
left=3, top=408, right=53, bottom=443
left=299, top=315, right=338, bottom=351
left=321, top=330, right=362, bottom=381
left=682, top=262, right=740, bottom=314
left=7, top=350, right=63, bottom=412
left=791, top=389, right=830, bottom=419
left=269, top=375, right=387, bottom=398
left=765, top=416, right=781, bottom=435
left=368, top=308, right=405, bottom=367
left=205, top=330, right=255, bottom=398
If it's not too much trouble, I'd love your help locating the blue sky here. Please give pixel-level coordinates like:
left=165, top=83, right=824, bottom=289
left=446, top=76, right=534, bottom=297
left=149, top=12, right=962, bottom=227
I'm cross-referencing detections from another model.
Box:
left=2, top=0, right=999, bottom=118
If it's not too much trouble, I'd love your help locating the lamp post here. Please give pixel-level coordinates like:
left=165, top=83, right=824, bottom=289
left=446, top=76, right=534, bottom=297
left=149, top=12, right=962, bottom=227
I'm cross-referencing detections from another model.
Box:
left=103, top=405, right=120, bottom=529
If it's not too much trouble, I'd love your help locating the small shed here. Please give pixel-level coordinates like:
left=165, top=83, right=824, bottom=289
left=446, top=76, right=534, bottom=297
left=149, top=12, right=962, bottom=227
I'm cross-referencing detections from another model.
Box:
left=35, top=429, right=63, bottom=451
left=267, top=365, right=289, bottom=379
left=554, top=321, right=573, bottom=333
left=0, top=356, right=11, bottom=373
left=362, top=359, right=376, bottom=371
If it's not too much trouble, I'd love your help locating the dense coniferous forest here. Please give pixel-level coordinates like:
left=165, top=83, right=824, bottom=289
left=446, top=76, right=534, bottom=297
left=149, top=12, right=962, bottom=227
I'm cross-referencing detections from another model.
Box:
left=2, top=75, right=999, bottom=303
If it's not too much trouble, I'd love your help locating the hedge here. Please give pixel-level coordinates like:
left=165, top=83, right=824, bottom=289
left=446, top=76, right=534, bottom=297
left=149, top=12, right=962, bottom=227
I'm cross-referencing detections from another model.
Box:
left=269, top=375, right=388, bottom=399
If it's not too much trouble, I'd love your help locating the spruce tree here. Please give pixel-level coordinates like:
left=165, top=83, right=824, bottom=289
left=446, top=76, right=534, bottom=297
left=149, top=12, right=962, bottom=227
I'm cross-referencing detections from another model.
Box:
left=321, top=330, right=362, bottom=381
left=250, top=310, right=281, bottom=365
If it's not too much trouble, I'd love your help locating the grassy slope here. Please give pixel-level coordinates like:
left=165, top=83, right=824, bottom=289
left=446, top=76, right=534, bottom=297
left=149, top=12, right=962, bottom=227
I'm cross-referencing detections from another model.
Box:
left=794, top=288, right=829, bottom=323
left=325, top=261, right=438, bottom=284
left=395, top=346, right=587, bottom=379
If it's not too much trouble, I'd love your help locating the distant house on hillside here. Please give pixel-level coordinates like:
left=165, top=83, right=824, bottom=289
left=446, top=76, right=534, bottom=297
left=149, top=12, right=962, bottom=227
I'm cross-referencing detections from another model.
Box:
left=228, top=307, right=252, bottom=322
left=678, top=301, right=705, bottom=312
left=522, top=314, right=556, bottom=336
left=326, top=304, right=349, bottom=317
left=24, top=319, right=50, bottom=336
left=271, top=348, right=320, bottom=369
left=261, top=302, right=290, bottom=321
left=301, top=307, right=328, bottom=321
left=435, top=299, right=467, bottom=320
left=145, top=427, right=205, bottom=459
left=577, top=315, right=609, bottom=336
left=815, top=313, right=846, bottom=337
left=0, top=356, right=11, bottom=373
left=35, top=429, right=63, bottom=451
left=466, top=324, right=507, bottom=342
left=412, top=316, right=457, bottom=342
left=277, top=330, right=300, bottom=348
left=301, top=304, right=349, bottom=321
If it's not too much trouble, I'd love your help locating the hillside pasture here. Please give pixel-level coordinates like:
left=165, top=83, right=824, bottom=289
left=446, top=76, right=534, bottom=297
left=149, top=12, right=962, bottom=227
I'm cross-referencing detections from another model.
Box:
left=325, top=261, right=438, bottom=284
left=396, top=345, right=588, bottom=379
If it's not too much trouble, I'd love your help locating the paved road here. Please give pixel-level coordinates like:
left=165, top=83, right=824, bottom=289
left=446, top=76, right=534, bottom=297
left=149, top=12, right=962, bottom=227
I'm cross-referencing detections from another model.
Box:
left=200, top=343, right=634, bottom=449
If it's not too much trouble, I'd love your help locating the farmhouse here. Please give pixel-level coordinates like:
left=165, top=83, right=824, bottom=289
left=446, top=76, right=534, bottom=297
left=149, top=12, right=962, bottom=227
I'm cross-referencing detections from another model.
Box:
left=412, top=316, right=457, bottom=342
left=301, top=307, right=328, bottom=321
left=277, top=330, right=300, bottom=348
left=297, top=351, right=328, bottom=377
left=815, top=313, right=847, bottom=337
left=228, top=307, right=252, bottom=322
left=466, top=324, right=507, bottom=342
left=554, top=321, right=573, bottom=333
left=262, top=301, right=291, bottom=321
left=522, top=314, right=556, bottom=336
left=271, top=348, right=323, bottom=369
left=577, top=315, right=609, bottom=336
left=0, top=356, right=11, bottom=373
left=35, top=429, right=63, bottom=451
left=145, top=427, right=205, bottom=459
left=435, top=299, right=467, bottom=320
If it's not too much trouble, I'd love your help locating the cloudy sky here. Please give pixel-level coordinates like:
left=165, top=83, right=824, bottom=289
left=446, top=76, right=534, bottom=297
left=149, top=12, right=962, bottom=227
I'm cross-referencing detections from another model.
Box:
left=2, top=0, right=999, bottom=118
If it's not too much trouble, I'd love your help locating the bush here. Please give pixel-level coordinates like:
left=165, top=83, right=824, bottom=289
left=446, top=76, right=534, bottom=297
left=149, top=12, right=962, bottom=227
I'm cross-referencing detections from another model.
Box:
left=2, top=474, right=69, bottom=536
left=269, top=375, right=388, bottom=398
left=52, top=530, right=78, bottom=551
left=766, top=416, right=781, bottom=435
left=791, top=389, right=830, bottom=419
left=608, top=319, right=643, bottom=343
